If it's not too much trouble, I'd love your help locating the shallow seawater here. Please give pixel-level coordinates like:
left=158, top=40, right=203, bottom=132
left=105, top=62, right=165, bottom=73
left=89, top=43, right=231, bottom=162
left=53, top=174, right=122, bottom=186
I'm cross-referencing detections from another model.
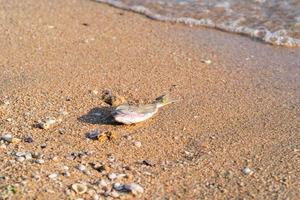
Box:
left=95, top=0, right=300, bottom=47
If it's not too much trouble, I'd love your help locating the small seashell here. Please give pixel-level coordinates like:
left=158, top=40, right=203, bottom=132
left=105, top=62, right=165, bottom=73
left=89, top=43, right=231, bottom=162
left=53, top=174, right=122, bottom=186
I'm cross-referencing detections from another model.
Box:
left=242, top=167, right=253, bottom=175
left=201, top=59, right=212, bottom=64
left=48, top=173, right=58, bottom=179
left=71, top=183, right=88, bottom=194
left=77, top=164, right=86, bottom=172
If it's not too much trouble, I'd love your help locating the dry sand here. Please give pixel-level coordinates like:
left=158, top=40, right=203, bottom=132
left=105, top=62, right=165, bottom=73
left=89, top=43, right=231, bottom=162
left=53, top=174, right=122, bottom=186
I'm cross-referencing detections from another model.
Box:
left=0, top=0, right=299, bottom=199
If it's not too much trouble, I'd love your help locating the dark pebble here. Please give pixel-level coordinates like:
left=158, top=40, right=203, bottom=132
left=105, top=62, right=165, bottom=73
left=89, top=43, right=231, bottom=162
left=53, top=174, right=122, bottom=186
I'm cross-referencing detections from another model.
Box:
left=23, top=136, right=33, bottom=143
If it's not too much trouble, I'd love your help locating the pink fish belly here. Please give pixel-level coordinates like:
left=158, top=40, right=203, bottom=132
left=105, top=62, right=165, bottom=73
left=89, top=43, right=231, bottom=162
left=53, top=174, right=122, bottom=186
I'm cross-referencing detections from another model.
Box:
left=114, top=112, right=155, bottom=124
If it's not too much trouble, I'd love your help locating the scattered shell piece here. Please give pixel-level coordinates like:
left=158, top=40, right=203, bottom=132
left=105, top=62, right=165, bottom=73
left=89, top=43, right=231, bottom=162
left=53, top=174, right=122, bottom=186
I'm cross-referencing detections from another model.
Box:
left=63, top=166, right=71, bottom=177
left=48, top=173, right=58, bottom=179
left=15, top=152, right=26, bottom=157
left=91, top=163, right=107, bottom=173
left=90, top=90, right=98, bottom=95
left=1, top=134, right=12, bottom=143
left=71, top=183, right=88, bottom=194
left=123, top=183, right=144, bottom=195
left=101, top=89, right=126, bottom=107
left=113, top=183, right=124, bottom=191
left=108, top=173, right=117, bottom=180
left=24, top=153, right=32, bottom=160
left=242, top=167, right=253, bottom=175
left=38, top=117, right=57, bottom=129
left=23, top=136, right=33, bottom=143
left=124, top=135, right=132, bottom=140
left=133, top=141, right=142, bottom=148
left=35, top=159, right=45, bottom=164
left=77, top=164, right=86, bottom=172
left=99, top=179, right=108, bottom=187
left=201, top=59, right=212, bottom=64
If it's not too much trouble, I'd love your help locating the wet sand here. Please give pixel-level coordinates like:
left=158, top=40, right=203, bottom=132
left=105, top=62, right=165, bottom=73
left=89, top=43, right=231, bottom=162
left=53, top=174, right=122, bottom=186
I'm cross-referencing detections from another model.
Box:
left=0, top=0, right=299, bottom=199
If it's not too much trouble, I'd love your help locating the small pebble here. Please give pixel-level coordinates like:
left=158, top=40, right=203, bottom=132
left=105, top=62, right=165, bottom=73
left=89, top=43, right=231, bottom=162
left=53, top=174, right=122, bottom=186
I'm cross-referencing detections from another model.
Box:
left=23, top=136, right=33, bottom=143
left=1, top=134, right=12, bottom=143
left=77, top=164, right=86, bottom=172
left=62, top=167, right=70, bottom=177
left=71, top=183, right=87, bottom=194
left=242, top=167, right=253, bottom=175
left=201, top=59, right=212, bottom=64
left=39, top=117, right=56, bottom=129
left=17, top=157, right=25, bottom=162
left=142, top=160, right=155, bottom=167
left=113, top=183, right=124, bottom=191
left=52, top=156, right=59, bottom=161
left=35, top=159, right=45, bottom=164
left=24, top=153, right=32, bottom=160
left=134, top=141, right=142, bottom=148
left=91, top=90, right=98, bottom=95
left=108, top=173, right=117, bottom=180
left=92, top=163, right=106, bottom=173
left=124, top=135, right=132, bottom=140
left=58, top=129, right=66, bottom=135
left=64, top=171, right=71, bottom=177
left=99, top=179, right=108, bottom=187
left=40, top=143, right=47, bottom=148
left=15, top=152, right=26, bottom=157
left=107, top=154, right=115, bottom=162
left=48, top=173, right=58, bottom=179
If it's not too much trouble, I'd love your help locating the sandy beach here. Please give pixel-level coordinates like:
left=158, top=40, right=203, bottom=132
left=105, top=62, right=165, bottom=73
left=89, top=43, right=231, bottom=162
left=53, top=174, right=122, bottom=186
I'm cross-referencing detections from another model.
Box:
left=0, top=0, right=299, bottom=199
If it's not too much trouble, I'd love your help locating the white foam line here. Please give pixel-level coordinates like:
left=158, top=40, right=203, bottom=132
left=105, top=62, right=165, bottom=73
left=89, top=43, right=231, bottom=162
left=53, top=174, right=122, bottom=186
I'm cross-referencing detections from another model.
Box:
left=94, top=0, right=300, bottom=47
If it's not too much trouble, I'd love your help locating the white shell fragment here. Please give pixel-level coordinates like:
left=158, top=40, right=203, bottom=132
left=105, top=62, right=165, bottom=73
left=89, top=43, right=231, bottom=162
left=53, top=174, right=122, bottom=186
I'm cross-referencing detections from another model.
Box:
left=71, top=183, right=88, bottom=194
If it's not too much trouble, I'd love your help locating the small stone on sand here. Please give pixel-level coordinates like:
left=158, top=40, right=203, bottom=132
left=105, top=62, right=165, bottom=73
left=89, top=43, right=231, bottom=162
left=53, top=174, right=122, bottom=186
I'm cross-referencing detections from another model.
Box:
left=71, top=183, right=87, bottom=194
